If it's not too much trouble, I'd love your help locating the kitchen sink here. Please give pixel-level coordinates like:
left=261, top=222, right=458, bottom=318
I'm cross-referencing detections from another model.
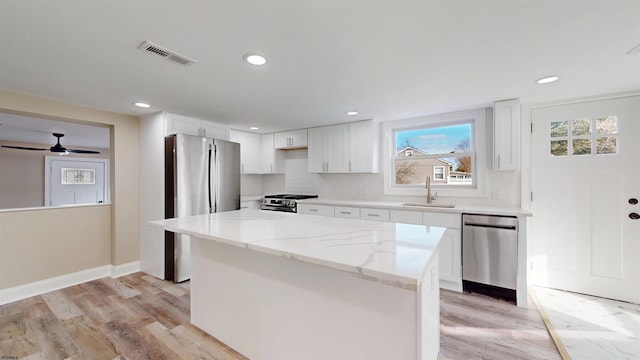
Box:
left=402, top=203, right=456, bottom=208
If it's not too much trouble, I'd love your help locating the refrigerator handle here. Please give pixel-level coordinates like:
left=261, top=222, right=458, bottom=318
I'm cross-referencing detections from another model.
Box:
left=211, top=143, right=219, bottom=213
left=208, top=144, right=214, bottom=213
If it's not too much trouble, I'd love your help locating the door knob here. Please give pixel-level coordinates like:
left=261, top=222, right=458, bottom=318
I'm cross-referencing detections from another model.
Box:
left=630, top=213, right=640, bottom=220
left=629, top=198, right=639, bottom=205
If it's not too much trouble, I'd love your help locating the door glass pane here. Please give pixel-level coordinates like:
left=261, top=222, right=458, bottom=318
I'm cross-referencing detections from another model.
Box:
left=573, top=139, right=591, bottom=155
left=596, top=137, right=617, bottom=154
left=550, top=121, right=568, bottom=137
left=550, top=140, right=568, bottom=156
left=61, top=168, right=96, bottom=185
left=596, top=116, right=617, bottom=135
left=572, top=119, right=591, bottom=136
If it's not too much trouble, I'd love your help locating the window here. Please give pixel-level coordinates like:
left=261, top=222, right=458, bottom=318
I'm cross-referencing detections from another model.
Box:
left=433, top=166, right=445, bottom=180
left=550, top=116, right=618, bottom=157
left=383, top=108, right=487, bottom=197
left=394, top=123, right=474, bottom=186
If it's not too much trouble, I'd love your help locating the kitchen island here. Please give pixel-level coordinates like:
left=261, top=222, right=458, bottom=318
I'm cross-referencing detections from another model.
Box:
left=150, top=209, right=445, bottom=360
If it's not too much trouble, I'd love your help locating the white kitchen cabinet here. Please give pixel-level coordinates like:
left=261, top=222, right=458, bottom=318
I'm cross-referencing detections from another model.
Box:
left=261, top=133, right=285, bottom=174
left=493, top=99, right=520, bottom=171
left=308, top=124, right=349, bottom=173
left=334, top=206, right=360, bottom=219
left=166, top=113, right=228, bottom=139
left=423, top=212, right=462, bottom=288
left=389, top=210, right=423, bottom=225
left=348, top=120, right=379, bottom=173
left=298, top=203, right=335, bottom=217
left=240, top=200, right=261, bottom=209
left=229, top=130, right=262, bottom=174
left=275, top=129, right=308, bottom=149
left=360, top=207, right=390, bottom=222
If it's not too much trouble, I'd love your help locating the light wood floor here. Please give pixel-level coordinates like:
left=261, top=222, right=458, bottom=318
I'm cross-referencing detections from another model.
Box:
left=1, top=272, right=560, bottom=359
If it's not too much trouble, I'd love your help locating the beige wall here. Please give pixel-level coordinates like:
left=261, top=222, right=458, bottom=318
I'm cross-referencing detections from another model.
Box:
left=0, top=205, right=112, bottom=288
left=0, top=89, right=140, bottom=289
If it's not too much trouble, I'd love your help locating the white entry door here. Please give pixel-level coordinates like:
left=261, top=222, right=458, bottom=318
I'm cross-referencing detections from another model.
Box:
left=45, top=156, right=109, bottom=206
left=530, top=95, right=640, bottom=303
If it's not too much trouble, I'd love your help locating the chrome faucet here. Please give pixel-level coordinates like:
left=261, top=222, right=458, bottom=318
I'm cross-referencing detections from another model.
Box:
left=425, top=176, right=437, bottom=204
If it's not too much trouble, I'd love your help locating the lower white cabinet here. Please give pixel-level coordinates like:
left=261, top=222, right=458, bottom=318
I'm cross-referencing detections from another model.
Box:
left=334, top=206, right=360, bottom=219
left=240, top=200, right=261, bottom=210
left=389, top=210, right=423, bottom=225
left=360, top=208, right=390, bottom=222
left=298, top=204, right=335, bottom=217
left=423, top=212, right=462, bottom=289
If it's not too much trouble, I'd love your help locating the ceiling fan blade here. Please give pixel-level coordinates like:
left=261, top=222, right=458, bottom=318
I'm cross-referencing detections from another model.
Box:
left=67, top=149, right=101, bottom=154
left=1, top=145, right=48, bottom=151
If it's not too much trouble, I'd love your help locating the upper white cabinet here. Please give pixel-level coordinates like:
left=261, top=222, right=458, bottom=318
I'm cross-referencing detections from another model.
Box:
left=229, top=130, right=262, bottom=174
left=308, top=120, right=378, bottom=174
left=275, top=129, right=308, bottom=149
left=261, top=133, right=285, bottom=174
left=348, top=120, right=379, bottom=173
left=308, top=124, right=350, bottom=173
left=493, top=99, right=520, bottom=171
left=165, top=113, right=229, bottom=140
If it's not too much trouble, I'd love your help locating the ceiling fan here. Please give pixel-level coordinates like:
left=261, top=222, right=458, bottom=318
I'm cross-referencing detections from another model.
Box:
left=1, top=133, right=100, bottom=154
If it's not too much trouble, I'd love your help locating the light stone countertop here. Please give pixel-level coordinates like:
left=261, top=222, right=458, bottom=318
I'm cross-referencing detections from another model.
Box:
left=297, top=198, right=533, bottom=217
left=150, top=209, right=445, bottom=290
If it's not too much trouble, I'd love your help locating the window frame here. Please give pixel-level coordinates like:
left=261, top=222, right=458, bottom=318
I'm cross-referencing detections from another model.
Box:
left=382, top=108, right=488, bottom=197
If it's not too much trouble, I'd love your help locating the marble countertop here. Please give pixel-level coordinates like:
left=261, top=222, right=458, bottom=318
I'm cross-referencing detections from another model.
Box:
left=297, top=198, right=532, bottom=217
left=150, top=209, right=445, bottom=290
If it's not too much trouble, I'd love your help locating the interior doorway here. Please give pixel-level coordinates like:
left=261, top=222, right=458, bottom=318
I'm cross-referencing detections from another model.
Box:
left=45, top=156, right=110, bottom=207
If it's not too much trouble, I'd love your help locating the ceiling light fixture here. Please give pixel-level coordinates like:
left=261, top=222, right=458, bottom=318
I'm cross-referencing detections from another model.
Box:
left=346, top=111, right=358, bottom=116
left=536, top=76, right=559, bottom=84
left=244, top=54, right=268, bottom=66
left=250, top=126, right=259, bottom=130
left=133, top=102, right=151, bottom=108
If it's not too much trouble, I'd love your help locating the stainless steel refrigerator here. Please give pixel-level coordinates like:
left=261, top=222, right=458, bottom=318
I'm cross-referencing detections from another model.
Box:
left=164, top=133, right=240, bottom=282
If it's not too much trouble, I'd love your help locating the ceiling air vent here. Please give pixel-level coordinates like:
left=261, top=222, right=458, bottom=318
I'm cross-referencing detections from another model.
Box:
left=137, top=41, right=197, bottom=67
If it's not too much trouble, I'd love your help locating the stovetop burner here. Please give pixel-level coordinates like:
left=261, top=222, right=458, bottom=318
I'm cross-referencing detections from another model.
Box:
left=264, top=194, right=319, bottom=200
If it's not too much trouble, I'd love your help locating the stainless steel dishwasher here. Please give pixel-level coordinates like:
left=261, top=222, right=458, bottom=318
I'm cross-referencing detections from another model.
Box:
left=462, top=214, right=518, bottom=302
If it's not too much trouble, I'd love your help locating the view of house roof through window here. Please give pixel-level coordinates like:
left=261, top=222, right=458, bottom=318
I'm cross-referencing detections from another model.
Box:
left=394, top=123, right=474, bottom=186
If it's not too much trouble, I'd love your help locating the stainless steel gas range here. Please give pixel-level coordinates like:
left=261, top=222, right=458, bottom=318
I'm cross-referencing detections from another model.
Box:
left=260, top=194, right=319, bottom=213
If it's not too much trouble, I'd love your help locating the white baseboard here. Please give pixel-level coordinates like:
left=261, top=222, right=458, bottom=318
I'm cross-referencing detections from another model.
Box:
left=111, top=261, right=141, bottom=278
left=440, top=279, right=463, bottom=292
left=0, top=261, right=141, bottom=305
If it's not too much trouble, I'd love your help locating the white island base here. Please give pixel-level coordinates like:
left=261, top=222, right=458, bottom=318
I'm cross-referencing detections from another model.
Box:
left=192, top=238, right=440, bottom=360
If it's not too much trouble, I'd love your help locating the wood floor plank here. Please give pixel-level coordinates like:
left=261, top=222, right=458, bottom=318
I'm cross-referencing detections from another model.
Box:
left=41, top=291, right=84, bottom=321
left=1, top=273, right=561, bottom=359
left=171, top=324, right=249, bottom=360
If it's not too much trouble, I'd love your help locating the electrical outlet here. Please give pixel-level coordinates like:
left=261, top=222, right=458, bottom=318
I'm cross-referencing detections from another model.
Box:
left=357, top=185, right=367, bottom=195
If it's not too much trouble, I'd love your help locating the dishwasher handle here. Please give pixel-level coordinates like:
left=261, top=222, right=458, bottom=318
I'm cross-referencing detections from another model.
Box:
left=463, top=222, right=517, bottom=230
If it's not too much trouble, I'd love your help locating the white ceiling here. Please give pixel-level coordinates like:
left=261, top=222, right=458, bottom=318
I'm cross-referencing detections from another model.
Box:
left=0, top=112, right=110, bottom=149
left=1, top=0, right=639, bottom=135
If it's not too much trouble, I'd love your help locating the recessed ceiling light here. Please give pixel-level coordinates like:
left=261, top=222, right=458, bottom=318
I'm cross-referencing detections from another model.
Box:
left=133, top=102, right=151, bottom=108
left=536, top=76, right=559, bottom=84
left=250, top=126, right=259, bottom=130
left=346, top=111, right=358, bottom=116
left=244, top=54, right=268, bottom=66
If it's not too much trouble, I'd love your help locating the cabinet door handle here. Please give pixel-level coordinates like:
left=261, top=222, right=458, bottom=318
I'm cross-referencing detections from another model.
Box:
left=367, top=213, right=380, bottom=217
left=326, top=162, right=329, bottom=172
left=497, top=155, right=501, bottom=169
left=270, top=164, right=273, bottom=173
left=241, top=164, right=244, bottom=173
left=349, top=161, right=352, bottom=172
left=309, top=208, right=318, bottom=212
left=339, top=211, right=351, bottom=215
